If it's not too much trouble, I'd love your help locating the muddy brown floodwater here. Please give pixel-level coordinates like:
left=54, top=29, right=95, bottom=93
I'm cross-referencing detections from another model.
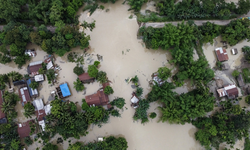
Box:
left=0, top=0, right=246, bottom=150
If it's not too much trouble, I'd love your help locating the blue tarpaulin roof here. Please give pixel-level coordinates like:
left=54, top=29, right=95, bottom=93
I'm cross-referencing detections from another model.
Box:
left=60, top=83, right=71, bottom=97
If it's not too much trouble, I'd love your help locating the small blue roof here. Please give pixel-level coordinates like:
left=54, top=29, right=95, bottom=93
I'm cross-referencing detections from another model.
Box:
left=26, top=79, right=33, bottom=96
left=60, top=83, right=71, bottom=97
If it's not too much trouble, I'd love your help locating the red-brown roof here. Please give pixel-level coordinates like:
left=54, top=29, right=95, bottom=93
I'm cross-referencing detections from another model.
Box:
left=226, top=88, right=238, bottom=98
left=18, top=87, right=31, bottom=106
left=0, top=91, right=5, bottom=119
left=85, top=90, right=109, bottom=106
left=215, top=48, right=229, bottom=62
left=224, top=84, right=238, bottom=98
left=36, top=109, right=46, bottom=121
left=102, top=82, right=110, bottom=90
left=17, top=121, right=31, bottom=138
left=29, top=64, right=42, bottom=75
left=78, top=73, right=95, bottom=82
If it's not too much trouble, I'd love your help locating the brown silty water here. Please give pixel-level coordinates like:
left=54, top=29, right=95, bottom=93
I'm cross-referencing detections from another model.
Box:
left=0, top=0, right=246, bottom=149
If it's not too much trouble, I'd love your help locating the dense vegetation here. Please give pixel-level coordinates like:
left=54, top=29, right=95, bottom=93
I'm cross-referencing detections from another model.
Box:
left=138, top=0, right=250, bottom=22
left=192, top=100, right=250, bottom=149
left=243, top=46, right=250, bottom=63
left=68, top=136, right=128, bottom=150
left=0, top=123, right=22, bottom=149
left=0, top=0, right=85, bottom=25
left=1, top=91, right=20, bottom=121
left=45, top=98, right=89, bottom=139
left=0, top=21, right=90, bottom=67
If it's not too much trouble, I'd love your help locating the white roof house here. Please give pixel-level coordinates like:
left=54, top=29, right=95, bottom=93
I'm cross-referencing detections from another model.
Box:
left=44, top=104, right=52, bottom=115
left=39, top=120, right=45, bottom=131
left=34, top=74, right=44, bottom=82
left=33, top=99, right=44, bottom=111
left=131, top=95, right=139, bottom=103
left=29, top=61, right=43, bottom=66
left=46, top=61, right=53, bottom=70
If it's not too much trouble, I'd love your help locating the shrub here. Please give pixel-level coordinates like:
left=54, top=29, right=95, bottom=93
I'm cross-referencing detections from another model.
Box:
left=149, top=112, right=157, bottom=119
left=158, top=67, right=171, bottom=80
left=88, top=65, right=98, bottom=78
left=104, top=86, right=114, bottom=95
left=29, top=81, right=39, bottom=89
left=73, top=65, right=84, bottom=76
left=24, top=137, right=33, bottom=146
left=73, top=78, right=85, bottom=91
left=246, top=95, right=250, bottom=105
left=97, top=71, right=107, bottom=83
left=135, top=87, right=143, bottom=97
left=94, top=61, right=100, bottom=67
left=110, top=98, right=126, bottom=109
left=110, top=109, right=121, bottom=117
left=131, top=75, right=139, bottom=85
left=232, top=70, right=240, bottom=78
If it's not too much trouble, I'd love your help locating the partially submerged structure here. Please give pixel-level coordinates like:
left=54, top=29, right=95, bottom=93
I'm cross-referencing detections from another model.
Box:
left=33, top=99, right=52, bottom=131
left=13, top=80, right=26, bottom=86
left=215, top=47, right=229, bottom=62
left=44, top=55, right=54, bottom=70
left=217, top=84, right=239, bottom=99
left=27, top=79, right=38, bottom=97
left=27, top=61, right=43, bottom=76
left=18, top=87, right=31, bottom=106
left=78, top=73, right=95, bottom=83
left=237, top=74, right=245, bottom=87
left=25, top=49, right=36, bottom=57
left=131, top=93, right=139, bottom=108
left=34, top=74, right=44, bottom=82
left=56, top=83, right=71, bottom=99
left=85, top=89, right=109, bottom=106
left=231, top=48, right=238, bottom=55
left=221, top=63, right=229, bottom=70
left=151, top=73, right=165, bottom=86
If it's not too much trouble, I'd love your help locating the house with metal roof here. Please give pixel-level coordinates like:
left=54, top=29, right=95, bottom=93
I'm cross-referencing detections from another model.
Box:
left=44, top=55, right=54, bottom=70
left=27, top=61, right=43, bottom=76
left=215, top=47, right=229, bottom=62
left=34, top=74, right=44, bottom=82
left=56, top=83, right=71, bottom=99
left=13, top=80, right=26, bottom=86
left=18, top=87, right=31, bottom=106
left=78, top=73, right=95, bottom=83
left=27, top=79, right=38, bottom=97
left=217, top=84, right=238, bottom=99
left=17, top=121, right=32, bottom=138
left=85, top=89, right=109, bottom=106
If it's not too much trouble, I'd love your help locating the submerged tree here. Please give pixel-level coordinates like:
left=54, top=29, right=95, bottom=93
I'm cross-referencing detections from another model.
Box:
left=110, top=98, right=126, bottom=109
left=88, top=65, right=98, bottom=78
left=73, top=78, right=85, bottom=92
left=104, top=86, right=114, bottom=95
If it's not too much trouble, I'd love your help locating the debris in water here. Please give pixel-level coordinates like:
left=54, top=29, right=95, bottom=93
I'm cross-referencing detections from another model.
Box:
left=127, top=49, right=130, bottom=52
left=122, top=51, right=124, bottom=55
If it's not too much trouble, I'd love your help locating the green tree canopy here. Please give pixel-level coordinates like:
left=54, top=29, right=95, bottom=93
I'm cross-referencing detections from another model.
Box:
left=87, top=65, right=98, bottom=78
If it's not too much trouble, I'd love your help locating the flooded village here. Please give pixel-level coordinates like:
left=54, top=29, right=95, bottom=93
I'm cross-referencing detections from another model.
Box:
left=1, top=0, right=250, bottom=150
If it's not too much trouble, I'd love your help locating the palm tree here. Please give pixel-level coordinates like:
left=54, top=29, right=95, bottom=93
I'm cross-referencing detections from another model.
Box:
left=1, top=102, right=14, bottom=113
